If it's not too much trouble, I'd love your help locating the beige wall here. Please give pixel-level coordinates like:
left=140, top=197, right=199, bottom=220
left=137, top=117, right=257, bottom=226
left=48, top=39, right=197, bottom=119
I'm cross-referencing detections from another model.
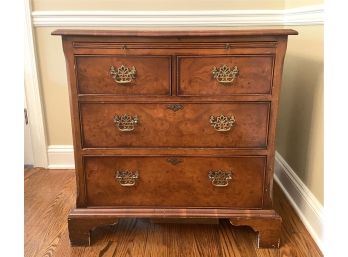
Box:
left=35, top=28, right=72, bottom=145
left=285, top=0, right=323, bottom=8
left=277, top=25, right=323, bottom=204
left=32, top=0, right=323, bottom=204
left=32, top=0, right=283, bottom=11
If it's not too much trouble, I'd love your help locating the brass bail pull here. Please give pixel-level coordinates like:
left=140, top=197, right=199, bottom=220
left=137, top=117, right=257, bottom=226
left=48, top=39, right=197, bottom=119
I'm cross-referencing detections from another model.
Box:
left=113, top=114, right=139, bottom=132
left=212, top=65, right=239, bottom=85
left=115, top=171, right=139, bottom=187
left=208, top=171, right=232, bottom=187
left=209, top=114, right=236, bottom=132
left=110, top=65, right=137, bottom=84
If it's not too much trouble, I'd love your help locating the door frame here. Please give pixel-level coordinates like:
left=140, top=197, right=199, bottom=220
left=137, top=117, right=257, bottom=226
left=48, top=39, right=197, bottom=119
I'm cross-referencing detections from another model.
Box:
left=24, top=0, right=48, bottom=168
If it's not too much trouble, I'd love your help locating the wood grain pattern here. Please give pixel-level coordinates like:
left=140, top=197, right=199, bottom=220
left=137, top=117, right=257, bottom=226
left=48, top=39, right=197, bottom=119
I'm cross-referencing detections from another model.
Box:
left=53, top=29, right=299, bottom=247
left=80, top=102, right=270, bottom=148
left=67, top=208, right=282, bottom=247
left=229, top=215, right=282, bottom=248
left=178, top=55, right=274, bottom=95
left=25, top=168, right=322, bottom=257
left=84, top=156, right=265, bottom=208
left=76, top=55, right=171, bottom=95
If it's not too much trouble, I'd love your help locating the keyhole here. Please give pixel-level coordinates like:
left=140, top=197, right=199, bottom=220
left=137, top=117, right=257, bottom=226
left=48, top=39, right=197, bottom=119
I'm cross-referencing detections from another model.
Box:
left=122, top=45, right=127, bottom=55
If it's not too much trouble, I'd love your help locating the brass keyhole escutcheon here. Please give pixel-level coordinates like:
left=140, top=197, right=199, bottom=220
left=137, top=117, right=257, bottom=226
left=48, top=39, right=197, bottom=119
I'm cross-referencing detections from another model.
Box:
left=167, top=158, right=183, bottom=165
left=167, top=104, right=184, bottom=112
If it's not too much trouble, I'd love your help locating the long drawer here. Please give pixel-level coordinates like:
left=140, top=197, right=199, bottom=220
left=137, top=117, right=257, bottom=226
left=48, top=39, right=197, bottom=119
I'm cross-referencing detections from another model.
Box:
left=85, top=156, right=266, bottom=208
left=80, top=102, right=270, bottom=148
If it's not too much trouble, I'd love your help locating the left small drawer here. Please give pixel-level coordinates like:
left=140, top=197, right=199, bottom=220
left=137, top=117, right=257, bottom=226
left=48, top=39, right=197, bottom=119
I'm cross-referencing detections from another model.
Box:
left=75, top=55, right=171, bottom=95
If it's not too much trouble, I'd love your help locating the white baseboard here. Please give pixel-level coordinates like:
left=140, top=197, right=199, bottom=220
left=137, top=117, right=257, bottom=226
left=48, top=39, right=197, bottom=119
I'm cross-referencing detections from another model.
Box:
left=32, top=5, right=323, bottom=27
left=46, top=145, right=323, bottom=250
left=274, top=151, right=323, bottom=251
left=47, top=145, right=74, bottom=169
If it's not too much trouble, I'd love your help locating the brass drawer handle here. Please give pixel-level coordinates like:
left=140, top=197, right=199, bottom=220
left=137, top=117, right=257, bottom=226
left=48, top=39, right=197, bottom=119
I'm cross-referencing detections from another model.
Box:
left=113, top=114, right=139, bottom=132
left=115, top=171, right=139, bottom=187
left=209, top=115, right=236, bottom=132
left=208, top=171, right=232, bottom=187
left=167, top=104, right=184, bottom=112
left=212, top=65, right=239, bottom=84
left=110, top=65, right=136, bottom=84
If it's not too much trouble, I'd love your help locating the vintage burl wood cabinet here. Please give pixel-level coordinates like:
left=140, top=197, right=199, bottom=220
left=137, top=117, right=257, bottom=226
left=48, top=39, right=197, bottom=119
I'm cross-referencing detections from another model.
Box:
left=53, top=29, right=297, bottom=248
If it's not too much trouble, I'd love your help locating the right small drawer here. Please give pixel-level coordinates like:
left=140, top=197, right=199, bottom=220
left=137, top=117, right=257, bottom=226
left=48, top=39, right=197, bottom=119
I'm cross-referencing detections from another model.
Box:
left=177, top=55, right=274, bottom=96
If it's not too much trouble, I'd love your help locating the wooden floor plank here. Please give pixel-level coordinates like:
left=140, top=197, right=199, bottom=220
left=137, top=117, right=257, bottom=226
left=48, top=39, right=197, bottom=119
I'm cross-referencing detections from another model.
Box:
left=24, top=168, right=323, bottom=257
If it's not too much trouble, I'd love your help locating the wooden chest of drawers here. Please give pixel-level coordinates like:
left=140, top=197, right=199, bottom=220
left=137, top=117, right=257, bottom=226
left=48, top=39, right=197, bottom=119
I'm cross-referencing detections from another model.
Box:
left=53, top=29, right=297, bottom=248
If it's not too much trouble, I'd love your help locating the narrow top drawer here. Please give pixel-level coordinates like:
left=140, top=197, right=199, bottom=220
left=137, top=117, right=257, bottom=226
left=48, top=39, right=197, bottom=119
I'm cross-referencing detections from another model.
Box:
left=76, top=55, right=171, bottom=95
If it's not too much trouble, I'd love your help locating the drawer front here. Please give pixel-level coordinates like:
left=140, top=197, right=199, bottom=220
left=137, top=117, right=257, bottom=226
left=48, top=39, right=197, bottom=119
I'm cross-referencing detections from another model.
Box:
left=85, top=156, right=265, bottom=208
left=80, top=102, right=269, bottom=148
left=76, top=55, right=171, bottom=95
left=178, top=55, right=274, bottom=95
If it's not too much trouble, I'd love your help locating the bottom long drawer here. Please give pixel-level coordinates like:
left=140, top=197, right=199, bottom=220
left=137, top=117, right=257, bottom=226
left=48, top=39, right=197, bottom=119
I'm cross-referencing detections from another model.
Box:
left=84, top=156, right=266, bottom=208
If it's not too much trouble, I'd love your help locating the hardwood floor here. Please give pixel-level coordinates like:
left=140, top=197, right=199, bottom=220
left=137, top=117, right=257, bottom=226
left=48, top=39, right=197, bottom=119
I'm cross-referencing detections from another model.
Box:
left=24, top=168, right=322, bottom=257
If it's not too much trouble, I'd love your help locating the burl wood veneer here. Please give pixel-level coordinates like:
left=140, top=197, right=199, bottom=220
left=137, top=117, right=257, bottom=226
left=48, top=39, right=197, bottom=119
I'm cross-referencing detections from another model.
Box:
left=53, top=29, right=297, bottom=248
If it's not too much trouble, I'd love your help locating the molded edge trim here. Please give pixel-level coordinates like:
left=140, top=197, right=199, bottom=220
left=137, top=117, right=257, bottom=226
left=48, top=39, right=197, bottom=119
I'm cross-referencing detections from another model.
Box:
left=33, top=5, right=323, bottom=27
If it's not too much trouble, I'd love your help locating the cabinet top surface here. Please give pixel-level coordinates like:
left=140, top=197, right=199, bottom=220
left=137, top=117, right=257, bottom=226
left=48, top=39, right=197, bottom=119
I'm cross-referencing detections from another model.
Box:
left=52, top=29, right=298, bottom=37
